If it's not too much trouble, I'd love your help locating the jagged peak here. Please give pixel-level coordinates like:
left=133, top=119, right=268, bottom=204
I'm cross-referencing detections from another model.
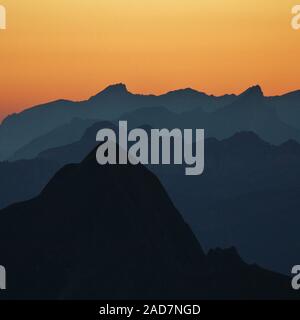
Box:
left=90, top=83, right=130, bottom=100
left=240, top=85, right=264, bottom=98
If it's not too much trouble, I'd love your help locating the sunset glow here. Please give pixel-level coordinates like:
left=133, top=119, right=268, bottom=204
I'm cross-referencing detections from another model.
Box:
left=0, top=0, right=300, bottom=120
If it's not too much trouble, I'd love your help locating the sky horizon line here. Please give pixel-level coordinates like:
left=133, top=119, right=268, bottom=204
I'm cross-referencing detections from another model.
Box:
left=1, top=82, right=299, bottom=123
left=1, top=1, right=300, bottom=121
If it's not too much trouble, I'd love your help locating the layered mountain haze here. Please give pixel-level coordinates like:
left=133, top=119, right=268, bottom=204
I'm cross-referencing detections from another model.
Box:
left=10, top=118, right=96, bottom=161
left=150, top=132, right=300, bottom=274
left=0, top=148, right=295, bottom=299
left=1, top=120, right=300, bottom=275
left=2, top=0, right=300, bottom=302
left=1, top=83, right=300, bottom=299
left=2, top=84, right=300, bottom=161
left=1, top=83, right=219, bottom=160
left=269, top=90, right=300, bottom=130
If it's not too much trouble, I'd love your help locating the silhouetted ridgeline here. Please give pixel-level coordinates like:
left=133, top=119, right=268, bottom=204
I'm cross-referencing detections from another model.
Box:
left=2, top=83, right=300, bottom=161
left=0, top=148, right=296, bottom=299
left=36, top=129, right=300, bottom=275
left=0, top=158, right=60, bottom=209
left=1, top=126, right=300, bottom=275
left=1, top=84, right=300, bottom=298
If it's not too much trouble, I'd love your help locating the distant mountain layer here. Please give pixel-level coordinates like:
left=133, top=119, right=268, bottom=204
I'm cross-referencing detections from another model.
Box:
left=149, top=132, right=300, bottom=274
left=2, top=83, right=300, bottom=160
left=0, top=158, right=60, bottom=210
left=10, top=118, right=96, bottom=161
left=0, top=148, right=295, bottom=299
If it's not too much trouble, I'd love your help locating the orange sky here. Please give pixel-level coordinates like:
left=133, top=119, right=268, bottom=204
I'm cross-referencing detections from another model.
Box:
left=0, top=0, right=300, bottom=120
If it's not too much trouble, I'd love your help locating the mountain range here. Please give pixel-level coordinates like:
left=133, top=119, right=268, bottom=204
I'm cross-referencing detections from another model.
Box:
left=1, top=120, right=300, bottom=275
left=0, top=147, right=295, bottom=299
left=2, top=83, right=300, bottom=161
left=1, top=84, right=300, bottom=298
left=36, top=128, right=300, bottom=275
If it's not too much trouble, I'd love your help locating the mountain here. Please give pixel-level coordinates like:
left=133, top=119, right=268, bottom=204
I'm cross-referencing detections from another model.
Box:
left=38, top=121, right=117, bottom=165
left=120, top=85, right=300, bottom=145
left=148, top=132, right=300, bottom=274
left=4, top=84, right=300, bottom=162
left=0, top=158, right=60, bottom=210
left=201, top=86, right=300, bottom=144
left=269, top=90, right=300, bottom=130
left=0, top=147, right=295, bottom=299
left=155, top=88, right=237, bottom=113
left=10, top=118, right=96, bottom=161
left=0, top=121, right=150, bottom=211
left=0, top=84, right=253, bottom=161
left=0, top=84, right=212, bottom=160
left=5, top=124, right=300, bottom=274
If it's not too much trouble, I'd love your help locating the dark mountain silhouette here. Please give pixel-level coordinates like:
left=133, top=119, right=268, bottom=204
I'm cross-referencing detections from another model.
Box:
left=154, top=88, right=237, bottom=113
left=0, top=121, right=148, bottom=210
left=0, top=148, right=296, bottom=299
left=200, top=86, right=300, bottom=144
left=11, top=122, right=300, bottom=275
left=0, top=158, right=60, bottom=210
left=4, top=83, right=300, bottom=161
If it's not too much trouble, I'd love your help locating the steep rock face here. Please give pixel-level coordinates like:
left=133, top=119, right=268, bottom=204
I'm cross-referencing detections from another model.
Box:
left=0, top=149, right=296, bottom=299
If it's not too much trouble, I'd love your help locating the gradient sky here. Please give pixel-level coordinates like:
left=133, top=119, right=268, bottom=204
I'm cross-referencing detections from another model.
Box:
left=0, top=0, right=300, bottom=120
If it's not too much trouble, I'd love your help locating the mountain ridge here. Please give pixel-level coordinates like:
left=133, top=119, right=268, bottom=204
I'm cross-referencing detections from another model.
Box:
left=4, top=83, right=299, bottom=125
left=1, top=83, right=300, bottom=161
left=0, top=146, right=296, bottom=299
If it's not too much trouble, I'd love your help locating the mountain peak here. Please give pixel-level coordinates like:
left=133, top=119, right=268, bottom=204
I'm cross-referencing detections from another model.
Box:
left=164, top=87, right=206, bottom=96
left=103, top=83, right=128, bottom=93
left=241, top=85, right=264, bottom=98
left=90, top=83, right=130, bottom=100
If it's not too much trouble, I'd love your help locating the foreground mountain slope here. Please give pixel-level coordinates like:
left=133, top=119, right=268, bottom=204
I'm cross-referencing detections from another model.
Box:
left=0, top=158, right=60, bottom=210
left=0, top=148, right=295, bottom=299
left=3, top=120, right=300, bottom=275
